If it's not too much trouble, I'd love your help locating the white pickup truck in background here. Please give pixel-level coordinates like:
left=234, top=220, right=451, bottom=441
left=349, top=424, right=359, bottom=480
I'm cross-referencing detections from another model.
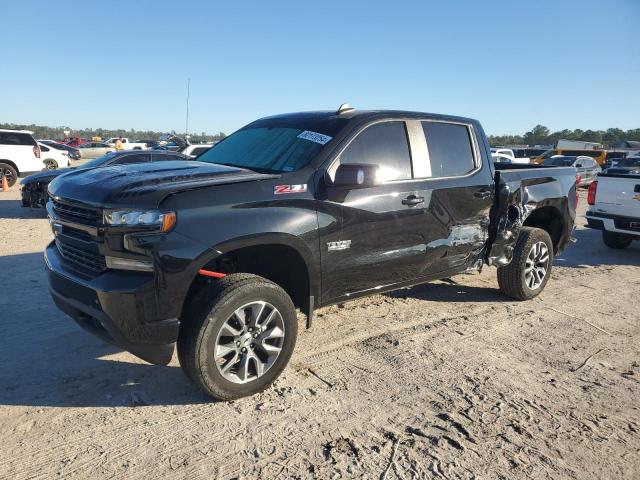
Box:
left=586, top=173, right=640, bottom=249
left=103, top=137, right=148, bottom=150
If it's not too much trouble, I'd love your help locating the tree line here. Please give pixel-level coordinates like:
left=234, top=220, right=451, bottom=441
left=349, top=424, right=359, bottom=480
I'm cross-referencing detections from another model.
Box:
left=2, top=121, right=639, bottom=149
left=489, top=125, right=640, bottom=148
left=0, top=123, right=226, bottom=143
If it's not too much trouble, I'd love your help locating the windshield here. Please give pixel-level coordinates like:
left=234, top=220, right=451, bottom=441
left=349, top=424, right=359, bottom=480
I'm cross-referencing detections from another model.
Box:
left=618, top=157, right=640, bottom=167
left=543, top=156, right=575, bottom=166
left=80, top=151, right=118, bottom=169
left=195, top=126, right=333, bottom=173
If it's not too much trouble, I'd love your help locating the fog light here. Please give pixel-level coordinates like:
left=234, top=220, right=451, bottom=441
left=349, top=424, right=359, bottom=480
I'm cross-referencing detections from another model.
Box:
left=105, top=256, right=154, bottom=272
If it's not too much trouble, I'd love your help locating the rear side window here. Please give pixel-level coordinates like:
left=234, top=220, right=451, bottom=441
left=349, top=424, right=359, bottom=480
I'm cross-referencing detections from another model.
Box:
left=0, top=132, right=36, bottom=146
left=153, top=154, right=186, bottom=162
left=422, top=122, right=475, bottom=177
left=339, top=121, right=412, bottom=181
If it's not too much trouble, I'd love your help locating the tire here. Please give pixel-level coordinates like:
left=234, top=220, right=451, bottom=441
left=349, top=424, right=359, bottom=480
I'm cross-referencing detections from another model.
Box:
left=602, top=231, right=633, bottom=249
left=497, top=227, right=554, bottom=300
left=0, top=163, right=18, bottom=187
left=43, top=158, right=58, bottom=170
left=178, top=273, right=298, bottom=401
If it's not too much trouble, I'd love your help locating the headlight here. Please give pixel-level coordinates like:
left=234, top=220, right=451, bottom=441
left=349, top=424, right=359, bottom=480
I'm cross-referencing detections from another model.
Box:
left=104, top=209, right=176, bottom=232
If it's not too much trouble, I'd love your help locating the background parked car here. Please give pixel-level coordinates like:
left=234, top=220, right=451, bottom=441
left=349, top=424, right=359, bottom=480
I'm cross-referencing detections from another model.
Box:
left=103, top=137, right=148, bottom=150
left=542, top=155, right=601, bottom=185
left=38, top=142, right=70, bottom=169
left=20, top=149, right=190, bottom=207
left=491, top=152, right=515, bottom=164
left=0, top=128, right=42, bottom=187
left=38, top=140, right=81, bottom=160
left=77, top=141, right=115, bottom=159
left=605, top=156, right=640, bottom=175
left=532, top=148, right=607, bottom=166
left=60, top=137, right=89, bottom=147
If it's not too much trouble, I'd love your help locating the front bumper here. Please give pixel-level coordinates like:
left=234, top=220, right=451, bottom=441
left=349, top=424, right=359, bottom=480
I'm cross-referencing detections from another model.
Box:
left=44, top=241, right=179, bottom=364
left=586, top=211, right=640, bottom=237
left=21, top=182, right=48, bottom=208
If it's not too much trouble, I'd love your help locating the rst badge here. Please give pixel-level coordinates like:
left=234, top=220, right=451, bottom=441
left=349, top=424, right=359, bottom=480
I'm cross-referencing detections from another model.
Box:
left=274, top=184, right=307, bottom=195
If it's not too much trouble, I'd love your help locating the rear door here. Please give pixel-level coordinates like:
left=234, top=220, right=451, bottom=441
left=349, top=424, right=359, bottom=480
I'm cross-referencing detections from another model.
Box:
left=410, top=120, right=494, bottom=274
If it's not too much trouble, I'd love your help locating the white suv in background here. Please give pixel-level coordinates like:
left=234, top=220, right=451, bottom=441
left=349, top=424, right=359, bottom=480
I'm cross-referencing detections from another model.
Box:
left=0, top=129, right=44, bottom=187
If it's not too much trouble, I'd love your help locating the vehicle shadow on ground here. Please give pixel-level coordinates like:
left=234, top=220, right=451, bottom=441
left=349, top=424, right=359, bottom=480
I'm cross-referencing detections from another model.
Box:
left=0, top=198, right=47, bottom=219
left=0, top=251, right=213, bottom=407
left=387, top=280, right=505, bottom=303
left=555, top=227, right=640, bottom=268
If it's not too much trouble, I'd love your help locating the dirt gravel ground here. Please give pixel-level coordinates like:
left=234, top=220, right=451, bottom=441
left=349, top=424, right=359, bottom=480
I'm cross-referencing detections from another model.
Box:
left=0, top=186, right=638, bottom=479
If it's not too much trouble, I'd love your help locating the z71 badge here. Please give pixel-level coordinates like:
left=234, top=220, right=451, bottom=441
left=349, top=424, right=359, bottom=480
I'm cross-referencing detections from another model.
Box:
left=274, top=184, right=307, bottom=195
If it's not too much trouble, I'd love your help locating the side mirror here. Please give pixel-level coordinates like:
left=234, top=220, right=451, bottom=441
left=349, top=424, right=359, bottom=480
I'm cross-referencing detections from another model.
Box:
left=575, top=163, right=583, bottom=168
left=332, top=163, right=380, bottom=189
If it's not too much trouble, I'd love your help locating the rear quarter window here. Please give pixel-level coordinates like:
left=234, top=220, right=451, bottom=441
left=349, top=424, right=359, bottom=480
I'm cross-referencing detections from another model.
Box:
left=421, top=122, right=476, bottom=177
left=0, top=132, right=36, bottom=146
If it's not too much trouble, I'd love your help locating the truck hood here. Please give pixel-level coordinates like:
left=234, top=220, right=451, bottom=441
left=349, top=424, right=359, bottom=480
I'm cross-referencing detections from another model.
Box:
left=48, top=160, right=278, bottom=208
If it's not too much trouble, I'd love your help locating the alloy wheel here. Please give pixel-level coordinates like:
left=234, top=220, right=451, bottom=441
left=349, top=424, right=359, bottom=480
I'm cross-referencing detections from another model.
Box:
left=214, top=301, right=285, bottom=384
left=524, top=241, right=549, bottom=289
left=0, top=167, right=15, bottom=185
left=43, top=159, right=58, bottom=170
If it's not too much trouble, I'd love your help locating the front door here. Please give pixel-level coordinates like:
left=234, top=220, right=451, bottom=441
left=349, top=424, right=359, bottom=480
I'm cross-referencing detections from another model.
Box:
left=319, top=121, right=428, bottom=303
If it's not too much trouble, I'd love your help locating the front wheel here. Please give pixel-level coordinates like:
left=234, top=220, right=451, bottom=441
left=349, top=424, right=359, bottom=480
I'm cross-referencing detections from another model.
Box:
left=0, top=163, right=18, bottom=187
left=178, top=273, right=298, bottom=401
left=602, top=231, right=633, bottom=249
left=497, top=227, right=554, bottom=300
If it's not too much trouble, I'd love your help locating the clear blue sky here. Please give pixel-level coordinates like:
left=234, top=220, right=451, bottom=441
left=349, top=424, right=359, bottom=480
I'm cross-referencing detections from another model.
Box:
left=1, top=0, right=638, bottom=136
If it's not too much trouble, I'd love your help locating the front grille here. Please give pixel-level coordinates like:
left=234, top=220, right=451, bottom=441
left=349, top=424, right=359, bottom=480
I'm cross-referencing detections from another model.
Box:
left=56, top=240, right=107, bottom=273
left=52, top=199, right=100, bottom=224
left=614, top=217, right=640, bottom=232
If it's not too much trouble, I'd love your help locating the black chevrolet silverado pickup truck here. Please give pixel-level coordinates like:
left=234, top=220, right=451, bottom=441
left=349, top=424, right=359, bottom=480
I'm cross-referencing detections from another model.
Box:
left=45, top=106, right=577, bottom=400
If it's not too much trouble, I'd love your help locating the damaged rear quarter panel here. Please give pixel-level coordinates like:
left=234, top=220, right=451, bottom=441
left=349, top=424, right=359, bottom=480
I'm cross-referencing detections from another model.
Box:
left=486, top=167, right=577, bottom=266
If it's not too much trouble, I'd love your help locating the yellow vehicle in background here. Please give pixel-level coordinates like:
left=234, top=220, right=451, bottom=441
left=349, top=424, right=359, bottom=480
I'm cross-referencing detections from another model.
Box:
left=531, top=148, right=607, bottom=165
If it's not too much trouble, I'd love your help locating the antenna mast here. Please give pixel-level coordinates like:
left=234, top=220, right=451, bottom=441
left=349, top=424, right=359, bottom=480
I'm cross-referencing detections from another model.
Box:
left=185, top=78, right=191, bottom=136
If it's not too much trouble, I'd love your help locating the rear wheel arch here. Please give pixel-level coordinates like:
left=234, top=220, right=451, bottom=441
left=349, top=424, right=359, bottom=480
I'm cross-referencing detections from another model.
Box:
left=522, top=205, right=565, bottom=253
left=0, top=159, right=20, bottom=175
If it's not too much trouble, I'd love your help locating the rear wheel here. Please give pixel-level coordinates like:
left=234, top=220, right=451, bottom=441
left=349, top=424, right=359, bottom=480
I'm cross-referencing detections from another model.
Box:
left=0, top=163, right=18, bottom=187
left=498, top=227, right=553, bottom=300
left=178, top=273, right=298, bottom=400
left=602, top=231, right=633, bottom=249
left=43, top=158, right=58, bottom=170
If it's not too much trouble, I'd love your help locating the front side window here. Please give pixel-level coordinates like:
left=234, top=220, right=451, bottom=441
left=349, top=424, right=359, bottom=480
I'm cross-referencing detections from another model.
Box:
left=337, top=121, right=412, bottom=182
left=113, top=153, right=148, bottom=165
left=191, top=147, right=210, bottom=157
left=422, top=122, right=476, bottom=178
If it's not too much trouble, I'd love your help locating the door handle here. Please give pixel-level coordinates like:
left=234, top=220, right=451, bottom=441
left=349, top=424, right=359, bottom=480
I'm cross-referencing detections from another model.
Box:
left=402, top=195, right=424, bottom=206
left=474, top=189, right=492, bottom=200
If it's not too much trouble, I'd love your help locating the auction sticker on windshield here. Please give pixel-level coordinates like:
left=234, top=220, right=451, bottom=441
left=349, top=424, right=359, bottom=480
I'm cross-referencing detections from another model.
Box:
left=297, top=131, right=332, bottom=145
